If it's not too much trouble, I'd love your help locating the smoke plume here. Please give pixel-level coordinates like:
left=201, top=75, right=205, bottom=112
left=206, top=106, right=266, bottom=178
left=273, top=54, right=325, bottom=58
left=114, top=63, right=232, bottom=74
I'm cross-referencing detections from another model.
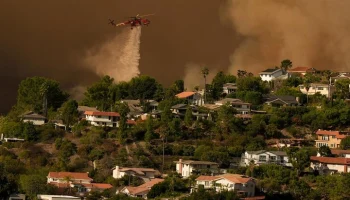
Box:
left=222, top=0, right=350, bottom=74
left=84, top=27, right=142, bottom=82
left=184, top=63, right=218, bottom=91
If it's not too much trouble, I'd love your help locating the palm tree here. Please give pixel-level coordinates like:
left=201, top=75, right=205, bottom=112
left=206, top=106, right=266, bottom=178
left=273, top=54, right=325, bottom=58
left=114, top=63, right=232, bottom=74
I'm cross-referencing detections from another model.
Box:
left=63, top=175, right=73, bottom=194
left=39, top=82, right=49, bottom=117
left=201, top=67, right=209, bottom=104
left=280, top=59, right=293, bottom=73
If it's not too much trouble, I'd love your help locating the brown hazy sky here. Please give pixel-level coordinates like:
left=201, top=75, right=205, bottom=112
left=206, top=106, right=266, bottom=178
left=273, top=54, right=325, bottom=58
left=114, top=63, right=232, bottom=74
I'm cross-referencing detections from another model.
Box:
left=0, top=0, right=238, bottom=114
left=2, top=0, right=350, bottom=114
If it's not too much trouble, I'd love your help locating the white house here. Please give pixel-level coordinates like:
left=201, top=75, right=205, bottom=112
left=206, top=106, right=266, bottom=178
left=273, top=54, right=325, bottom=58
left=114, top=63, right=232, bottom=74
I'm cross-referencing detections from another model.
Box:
left=214, top=98, right=251, bottom=114
left=112, top=166, right=157, bottom=181
left=174, top=159, right=219, bottom=178
left=310, top=156, right=350, bottom=174
left=259, top=68, right=288, bottom=82
left=299, top=83, right=335, bottom=98
left=9, top=194, right=26, bottom=200
left=20, top=111, right=46, bottom=125
left=240, top=150, right=292, bottom=167
left=175, top=91, right=204, bottom=106
left=195, top=174, right=255, bottom=197
left=223, top=83, right=237, bottom=95
left=118, top=178, right=164, bottom=199
left=84, top=111, right=120, bottom=127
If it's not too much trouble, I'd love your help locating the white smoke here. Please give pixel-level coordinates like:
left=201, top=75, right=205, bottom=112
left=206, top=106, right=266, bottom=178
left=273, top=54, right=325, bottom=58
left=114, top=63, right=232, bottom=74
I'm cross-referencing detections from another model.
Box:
left=84, top=26, right=142, bottom=82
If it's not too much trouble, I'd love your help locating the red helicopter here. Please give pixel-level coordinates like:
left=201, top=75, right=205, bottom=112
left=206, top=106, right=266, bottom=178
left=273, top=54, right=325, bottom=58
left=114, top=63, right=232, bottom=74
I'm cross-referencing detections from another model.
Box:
left=109, top=14, right=154, bottom=29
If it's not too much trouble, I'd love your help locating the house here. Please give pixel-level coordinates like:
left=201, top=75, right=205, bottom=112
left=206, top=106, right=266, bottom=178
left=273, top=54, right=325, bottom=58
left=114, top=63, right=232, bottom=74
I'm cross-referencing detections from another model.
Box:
left=223, top=83, right=237, bottom=95
left=299, top=83, right=335, bottom=98
left=330, top=72, right=350, bottom=85
left=310, top=156, right=350, bottom=174
left=330, top=149, right=350, bottom=158
left=37, top=195, right=80, bottom=200
left=214, top=98, right=251, bottom=114
left=120, top=100, right=144, bottom=118
left=315, top=129, right=350, bottom=148
left=259, top=68, right=288, bottom=82
left=287, top=66, right=317, bottom=76
left=171, top=104, right=189, bottom=116
left=112, top=165, right=158, bottom=181
left=84, top=111, right=120, bottom=127
left=118, top=178, right=164, bottom=199
left=47, top=172, right=112, bottom=193
left=240, top=150, right=292, bottom=167
left=78, top=106, right=99, bottom=120
left=9, top=194, right=26, bottom=200
left=20, top=111, right=46, bottom=125
left=195, top=174, right=255, bottom=197
left=175, top=91, right=204, bottom=106
left=174, top=159, right=219, bottom=178
left=47, top=172, right=93, bottom=186
left=263, top=95, right=299, bottom=107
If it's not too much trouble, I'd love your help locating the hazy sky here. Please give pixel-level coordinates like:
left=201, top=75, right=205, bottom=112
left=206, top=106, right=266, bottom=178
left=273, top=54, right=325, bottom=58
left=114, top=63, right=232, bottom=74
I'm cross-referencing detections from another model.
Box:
left=2, top=0, right=350, bottom=114
left=0, top=0, right=238, bottom=114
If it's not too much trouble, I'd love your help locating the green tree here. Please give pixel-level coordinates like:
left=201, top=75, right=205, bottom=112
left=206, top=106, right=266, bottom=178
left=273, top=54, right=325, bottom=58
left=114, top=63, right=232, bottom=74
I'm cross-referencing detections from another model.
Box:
left=210, top=71, right=237, bottom=100
left=145, top=116, right=157, bottom=142
left=60, top=99, right=78, bottom=127
left=340, top=137, right=350, bottom=150
left=280, top=59, right=293, bottom=72
left=19, top=174, right=50, bottom=197
left=83, top=75, right=115, bottom=111
left=335, top=79, right=350, bottom=99
left=17, top=76, right=68, bottom=113
left=184, top=106, right=193, bottom=127
left=287, top=147, right=310, bottom=176
left=201, top=67, right=209, bottom=103
left=128, top=75, right=161, bottom=100
left=319, top=145, right=332, bottom=157
left=288, top=179, right=311, bottom=200
left=115, top=102, right=130, bottom=143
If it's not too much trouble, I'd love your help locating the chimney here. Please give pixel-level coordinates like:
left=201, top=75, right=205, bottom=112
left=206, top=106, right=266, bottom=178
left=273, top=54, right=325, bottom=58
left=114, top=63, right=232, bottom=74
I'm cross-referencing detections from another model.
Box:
left=113, top=165, right=120, bottom=179
left=179, top=159, right=183, bottom=175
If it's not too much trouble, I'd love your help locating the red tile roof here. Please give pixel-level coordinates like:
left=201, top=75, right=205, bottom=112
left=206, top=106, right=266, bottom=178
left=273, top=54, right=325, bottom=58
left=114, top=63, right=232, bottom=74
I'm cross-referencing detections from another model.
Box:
left=84, top=111, right=120, bottom=117
left=126, top=120, right=137, bottom=125
left=81, top=183, right=113, bottom=189
left=48, top=172, right=93, bottom=180
left=288, top=66, right=313, bottom=72
left=196, top=176, right=218, bottom=181
left=316, top=130, right=350, bottom=139
left=121, top=178, right=164, bottom=195
left=331, top=149, right=350, bottom=155
left=175, top=91, right=196, bottom=99
left=196, top=174, right=252, bottom=184
left=310, top=156, right=350, bottom=165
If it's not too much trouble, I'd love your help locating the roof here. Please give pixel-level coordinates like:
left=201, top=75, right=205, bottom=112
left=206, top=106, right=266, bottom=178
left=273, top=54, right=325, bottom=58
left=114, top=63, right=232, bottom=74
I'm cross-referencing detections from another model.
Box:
left=84, top=111, right=120, bottom=117
left=79, top=183, right=113, bottom=189
left=126, top=120, right=137, bottom=125
left=175, top=91, right=196, bottom=98
left=310, top=156, right=350, bottom=165
left=259, top=68, right=281, bottom=74
left=21, top=111, right=46, bottom=119
left=287, top=66, right=314, bottom=72
left=122, top=178, right=164, bottom=196
left=316, top=130, right=350, bottom=139
left=223, top=83, right=237, bottom=89
left=171, top=104, right=188, bottom=109
left=48, top=172, right=93, bottom=180
left=331, top=149, right=350, bottom=155
left=121, top=99, right=143, bottom=113
left=174, top=160, right=218, bottom=165
left=114, top=167, right=156, bottom=175
left=246, top=150, right=287, bottom=156
left=215, top=98, right=244, bottom=105
left=196, top=174, right=253, bottom=184
left=202, top=104, right=222, bottom=110
left=264, top=95, right=298, bottom=105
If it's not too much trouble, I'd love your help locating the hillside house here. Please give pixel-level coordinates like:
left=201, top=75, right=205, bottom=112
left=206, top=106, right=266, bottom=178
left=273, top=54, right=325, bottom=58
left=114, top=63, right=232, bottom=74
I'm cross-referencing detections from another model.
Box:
left=223, top=83, right=237, bottom=95
left=315, top=129, right=350, bottom=148
left=112, top=166, right=158, bottom=181
left=287, top=66, right=317, bottom=76
left=259, top=68, right=288, bottom=82
left=36, top=195, right=80, bottom=200
left=118, top=178, right=164, bottom=199
left=47, top=172, right=112, bottom=192
left=263, top=95, right=299, bottom=107
left=84, top=111, right=120, bottom=127
left=195, top=174, right=255, bottom=197
left=20, top=111, right=46, bottom=125
left=240, top=150, right=292, bottom=167
left=310, top=156, right=350, bottom=174
left=299, top=83, right=335, bottom=98
left=120, top=100, right=144, bottom=118
left=175, top=91, right=204, bottom=106
left=78, top=106, right=99, bottom=120
left=214, top=98, right=251, bottom=114
left=174, top=159, right=219, bottom=178
left=330, top=72, right=350, bottom=85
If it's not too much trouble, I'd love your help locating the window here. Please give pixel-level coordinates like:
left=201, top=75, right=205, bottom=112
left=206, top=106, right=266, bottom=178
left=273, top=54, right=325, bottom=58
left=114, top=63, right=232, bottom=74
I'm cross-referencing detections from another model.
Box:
left=332, top=136, right=336, bottom=139
left=317, top=87, right=324, bottom=90
left=259, top=155, right=267, bottom=162
left=205, top=181, right=209, bottom=186
left=270, top=156, right=276, bottom=161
